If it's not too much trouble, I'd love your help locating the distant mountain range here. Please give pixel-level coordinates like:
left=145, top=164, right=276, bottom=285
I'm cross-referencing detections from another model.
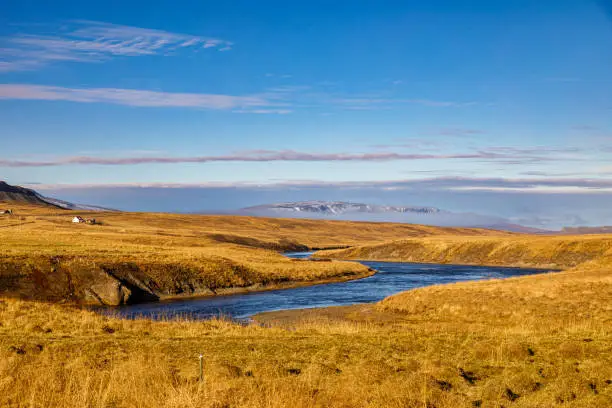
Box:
left=2, top=182, right=594, bottom=234
left=239, top=201, right=548, bottom=233
left=0, top=181, right=114, bottom=211
left=244, top=201, right=441, bottom=216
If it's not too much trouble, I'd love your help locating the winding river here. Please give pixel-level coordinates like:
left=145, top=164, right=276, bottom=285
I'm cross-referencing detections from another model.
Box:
left=109, top=252, right=550, bottom=320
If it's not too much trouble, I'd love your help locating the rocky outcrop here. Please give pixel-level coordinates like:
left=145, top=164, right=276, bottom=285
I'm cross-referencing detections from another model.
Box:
left=1, top=254, right=336, bottom=306
left=0, top=257, right=162, bottom=306
left=86, top=279, right=132, bottom=306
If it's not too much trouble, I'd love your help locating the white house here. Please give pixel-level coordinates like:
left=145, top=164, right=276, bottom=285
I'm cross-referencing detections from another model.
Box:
left=72, top=216, right=85, bottom=223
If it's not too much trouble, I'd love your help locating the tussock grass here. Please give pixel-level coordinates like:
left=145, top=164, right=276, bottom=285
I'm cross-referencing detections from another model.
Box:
left=1, top=203, right=611, bottom=406
left=1, top=260, right=610, bottom=407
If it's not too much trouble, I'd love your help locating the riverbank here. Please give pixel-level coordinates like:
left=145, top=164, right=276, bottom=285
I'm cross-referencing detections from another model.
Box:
left=1, top=204, right=510, bottom=306
left=111, top=258, right=549, bottom=320
left=1, top=204, right=611, bottom=406
left=2, top=256, right=610, bottom=407
left=5, top=204, right=435, bottom=306
left=316, top=234, right=612, bottom=270
left=147, top=266, right=377, bottom=303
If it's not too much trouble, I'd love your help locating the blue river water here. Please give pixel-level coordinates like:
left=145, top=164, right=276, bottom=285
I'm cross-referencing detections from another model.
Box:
left=109, top=252, right=550, bottom=320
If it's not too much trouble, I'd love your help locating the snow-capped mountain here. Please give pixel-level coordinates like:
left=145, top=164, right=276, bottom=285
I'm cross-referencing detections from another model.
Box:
left=240, top=201, right=548, bottom=233
left=243, top=201, right=441, bottom=215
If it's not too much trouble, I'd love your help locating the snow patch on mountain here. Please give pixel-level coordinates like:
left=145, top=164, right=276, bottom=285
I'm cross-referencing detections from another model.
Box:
left=240, top=201, right=549, bottom=233
left=244, top=201, right=442, bottom=216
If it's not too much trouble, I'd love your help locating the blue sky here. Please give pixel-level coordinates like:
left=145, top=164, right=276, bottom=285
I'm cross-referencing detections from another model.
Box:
left=1, top=0, right=612, bottom=228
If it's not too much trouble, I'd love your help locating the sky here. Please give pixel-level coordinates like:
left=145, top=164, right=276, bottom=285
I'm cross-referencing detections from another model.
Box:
left=1, top=0, right=612, bottom=229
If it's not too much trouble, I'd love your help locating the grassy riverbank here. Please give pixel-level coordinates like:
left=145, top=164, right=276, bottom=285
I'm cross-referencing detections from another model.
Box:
left=316, top=234, right=612, bottom=269
left=4, top=203, right=456, bottom=305
left=1, top=259, right=610, bottom=407
left=1, top=203, right=611, bottom=406
left=0, top=203, right=515, bottom=306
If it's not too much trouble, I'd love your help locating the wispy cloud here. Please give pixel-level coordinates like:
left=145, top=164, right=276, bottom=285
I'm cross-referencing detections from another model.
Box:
left=0, top=20, right=231, bottom=72
left=0, top=84, right=274, bottom=110
left=520, top=170, right=593, bottom=177
left=27, top=176, right=612, bottom=194
left=0, top=82, right=486, bottom=114
left=0, top=146, right=585, bottom=168
left=333, top=97, right=476, bottom=110
left=232, top=109, right=292, bottom=114
left=483, top=146, right=583, bottom=155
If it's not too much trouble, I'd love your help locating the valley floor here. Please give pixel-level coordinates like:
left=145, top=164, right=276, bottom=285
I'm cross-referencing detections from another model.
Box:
left=0, top=204, right=611, bottom=407
left=1, top=262, right=610, bottom=407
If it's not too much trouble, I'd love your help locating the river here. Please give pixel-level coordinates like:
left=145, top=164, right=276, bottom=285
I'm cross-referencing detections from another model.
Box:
left=108, top=252, right=551, bottom=320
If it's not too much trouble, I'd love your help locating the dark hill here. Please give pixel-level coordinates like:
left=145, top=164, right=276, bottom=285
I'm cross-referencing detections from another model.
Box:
left=0, top=181, right=116, bottom=211
left=0, top=181, right=60, bottom=207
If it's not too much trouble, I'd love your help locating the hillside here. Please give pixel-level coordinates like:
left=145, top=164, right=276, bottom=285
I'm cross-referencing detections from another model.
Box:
left=1, top=202, right=611, bottom=406
left=317, top=234, right=612, bottom=269
left=0, top=181, right=115, bottom=211
left=0, top=181, right=59, bottom=207
left=239, top=200, right=548, bottom=232
left=1, top=237, right=610, bottom=407
left=252, top=250, right=612, bottom=407
left=0, top=203, right=512, bottom=306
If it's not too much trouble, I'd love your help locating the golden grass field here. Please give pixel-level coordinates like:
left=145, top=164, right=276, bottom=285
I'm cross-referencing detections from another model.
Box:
left=0, top=203, right=505, bottom=305
left=317, top=234, right=612, bottom=269
left=0, top=203, right=611, bottom=407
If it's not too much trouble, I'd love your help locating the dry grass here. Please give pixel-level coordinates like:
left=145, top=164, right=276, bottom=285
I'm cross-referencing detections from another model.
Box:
left=1, top=203, right=611, bottom=406
left=317, top=234, right=612, bottom=269
left=0, top=201, right=509, bottom=248
left=1, top=261, right=610, bottom=407
left=0, top=203, right=508, bottom=304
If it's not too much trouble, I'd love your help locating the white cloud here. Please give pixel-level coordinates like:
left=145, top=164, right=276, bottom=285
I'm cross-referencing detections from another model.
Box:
left=0, top=82, right=487, bottom=114
left=0, top=145, right=590, bottom=167
left=26, top=176, right=612, bottom=194
left=0, top=21, right=232, bottom=72
left=0, top=84, right=270, bottom=110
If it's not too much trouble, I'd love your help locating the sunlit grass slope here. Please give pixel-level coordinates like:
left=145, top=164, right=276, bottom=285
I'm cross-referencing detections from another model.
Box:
left=1, top=260, right=610, bottom=407
left=0, top=203, right=505, bottom=304
left=317, top=234, right=612, bottom=269
left=1, top=203, right=611, bottom=406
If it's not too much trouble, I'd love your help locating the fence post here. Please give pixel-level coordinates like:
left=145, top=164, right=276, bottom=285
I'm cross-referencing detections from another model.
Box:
left=199, top=354, right=204, bottom=382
